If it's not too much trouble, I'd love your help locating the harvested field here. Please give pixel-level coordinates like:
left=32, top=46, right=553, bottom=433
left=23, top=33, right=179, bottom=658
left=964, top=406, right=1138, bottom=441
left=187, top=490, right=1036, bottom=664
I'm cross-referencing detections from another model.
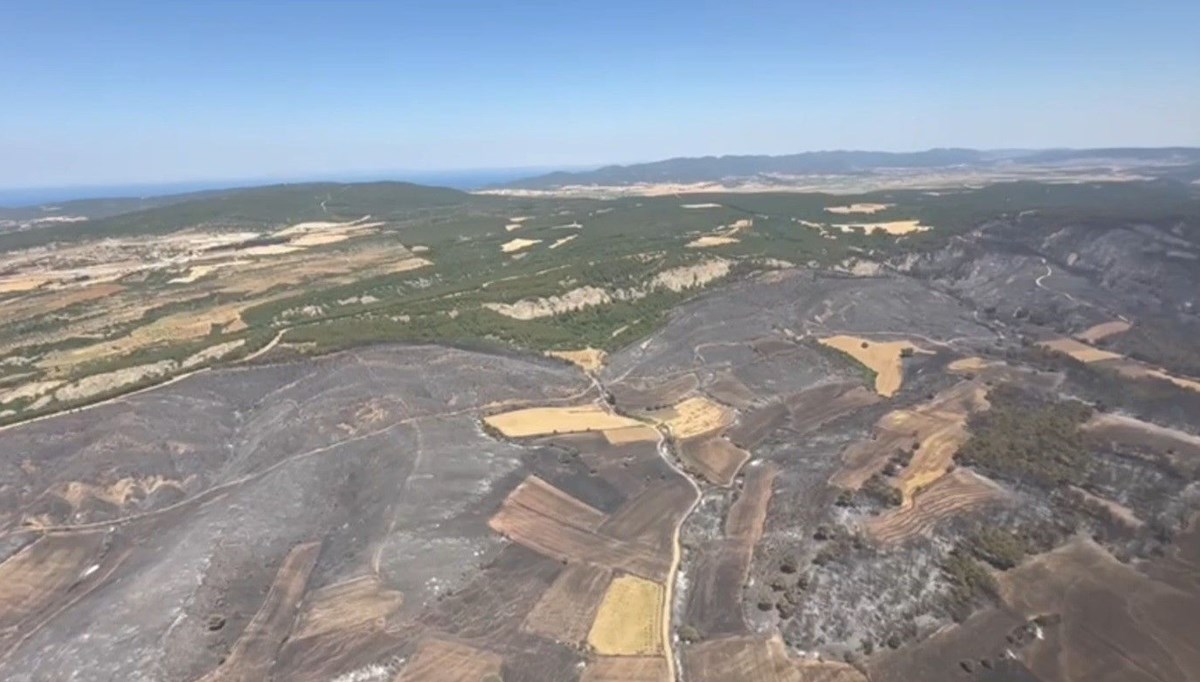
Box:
left=1083, top=413, right=1200, bottom=468
left=602, top=425, right=660, bottom=445
left=686, top=464, right=775, bottom=636
left=484, top=405, right=642, bottom=438
left=493, top=476, right=607, bottom=532
left=501, top=237, right=541, bottom=253
left=587, top=574, right=664, bottom=656
left=678, top=436, right=751, bottom=486
left=395, top=638, right=504, bottom=682
left=523, top=563, right=613, bottom=645
left=684, top=635, right=865, bottom=682
left=0, top=532, right=117, bottom=650
left=998, top=537, right=1200, bottom=682
left=600, top=477, right=697, bottom=550
left=1077, top=320, right=1132, bottom=343
left=288, top=575, right=403, bottom=640
left=582, top=656, right=668, bottom=682
left=1113, top=363, right=1200, bottom=394
left=833, top=380, right=988, bottom=499
left=199, top=541, right=322, bottom=682
left=867, top=607, right=1029, bottom=682
left=726, top=462, right=776, bottom=542
left=706, top=371, right=760, bottom=409
left=824, top=203, right=892, bottom=215
left=489, top=476, right=670, bottom=580
left=1039, top=337, right=1123, bottom=363
left=610, top=373, right=699, bottom=411
left=40, top=302, right=250, bottom=370
left=687, top=236, right=739, bottom=248
left=818, top=336, right=923, bottom=397
left=547, top=348, right=607, bottom=372
left=726, top=403, right=789, bottom=449
left=785, top=383, right=880, bottom=433
left=648, top=396, right=734, bottom=439
left=1040, top=335, right=1200, bottom=394
left=864, top=468, right=1008, bottom=544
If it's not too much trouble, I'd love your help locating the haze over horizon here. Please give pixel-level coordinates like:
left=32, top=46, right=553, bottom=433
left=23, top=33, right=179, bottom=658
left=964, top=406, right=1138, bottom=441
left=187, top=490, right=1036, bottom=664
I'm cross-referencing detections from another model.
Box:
left=4, top=0, right=1199, bottom=189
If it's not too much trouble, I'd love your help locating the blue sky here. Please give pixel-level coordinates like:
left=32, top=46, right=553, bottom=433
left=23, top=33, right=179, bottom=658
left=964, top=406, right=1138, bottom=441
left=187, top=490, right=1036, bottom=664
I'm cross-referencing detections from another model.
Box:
left=3, top=0, right=1199, bottom=188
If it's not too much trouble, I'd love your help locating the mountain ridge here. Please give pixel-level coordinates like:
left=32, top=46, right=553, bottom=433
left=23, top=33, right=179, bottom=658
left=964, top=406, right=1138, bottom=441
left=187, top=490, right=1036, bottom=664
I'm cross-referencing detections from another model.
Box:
left=495, top=147, right=1200, bottom=190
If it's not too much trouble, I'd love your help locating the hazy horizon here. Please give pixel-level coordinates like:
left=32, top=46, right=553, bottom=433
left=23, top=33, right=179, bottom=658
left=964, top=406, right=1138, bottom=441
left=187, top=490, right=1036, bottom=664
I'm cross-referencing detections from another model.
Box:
left=5, top=1, right=1199, bottom=189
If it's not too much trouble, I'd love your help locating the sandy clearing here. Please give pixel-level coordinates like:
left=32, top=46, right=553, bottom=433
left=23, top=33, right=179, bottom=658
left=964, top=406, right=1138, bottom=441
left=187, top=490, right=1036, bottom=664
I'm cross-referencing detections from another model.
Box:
left=0, top=276, right=52, bottom=293
left=288, top=232, right=351, bottom=247
left=484, top=405, right=643, bottom=438
left=831, top=219, right=930, bottom=235
left=55, top=475, right=185, bottom=510
left=484, top=286, right=611, bottom=320
left=649, top=396, right=734, bottom=440
left=273, top=217, right=382, bottom=237
left=651, top=258, right=731, bottom=292
left=820, top=335, right=924, bottom=397
left=181, top=339, right=247, bottom=370
left=169, top=264, right=222, bottom=283
left=501, top=238, right=542, bottom=253
left=0, top=379, right=64, bottom=405
left=686, top=236, right=739, bottom=248
left=52, top=359, right=178, bottom=403
left=1039, top=337, right=1123, bottom=363
left=947, top=356, right=996, bottom=373
left=549, top=234, right=578, bottom=249
left=587, top=574, right=664, bottom=656
left=547, top=348, right=607, bottom=372
left=825, top=203, right=893, bottom=215
left=1077, top=320, right=1132, bottom=343
left=239, top=244, right=304, bottom=256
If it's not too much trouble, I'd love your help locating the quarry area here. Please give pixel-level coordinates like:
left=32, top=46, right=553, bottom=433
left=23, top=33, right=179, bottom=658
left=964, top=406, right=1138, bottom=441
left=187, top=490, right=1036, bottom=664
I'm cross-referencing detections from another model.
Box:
left=1, top=175, right=1199, bottom=682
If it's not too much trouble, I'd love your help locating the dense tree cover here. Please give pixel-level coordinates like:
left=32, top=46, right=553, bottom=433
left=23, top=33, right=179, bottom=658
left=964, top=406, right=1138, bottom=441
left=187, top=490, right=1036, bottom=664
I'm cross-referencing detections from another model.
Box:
left=957, top=386, right=1093, bottom=488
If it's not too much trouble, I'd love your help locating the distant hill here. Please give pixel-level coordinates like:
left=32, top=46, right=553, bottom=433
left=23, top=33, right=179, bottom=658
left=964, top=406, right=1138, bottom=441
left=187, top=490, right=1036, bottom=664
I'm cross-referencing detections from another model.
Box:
left=0, top=181, right=477, bottom=251
left=495, top=147, right=1200, bottom=190
left=0, top=191, right=232, bottom=223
